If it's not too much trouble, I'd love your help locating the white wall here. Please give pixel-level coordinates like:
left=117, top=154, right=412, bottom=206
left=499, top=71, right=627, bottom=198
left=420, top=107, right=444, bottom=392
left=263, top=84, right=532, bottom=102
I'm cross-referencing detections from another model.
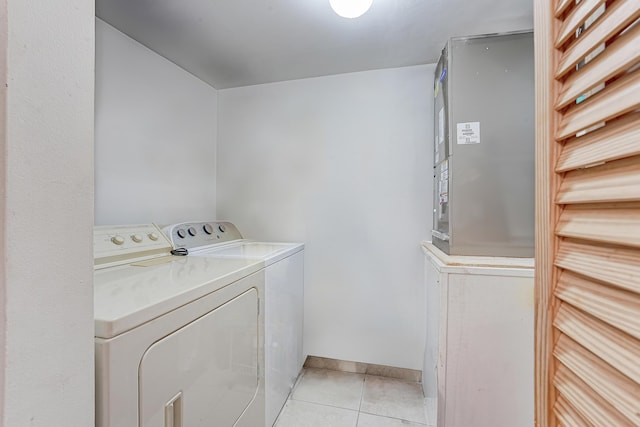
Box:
left=218, top=65, right=434, bottom=370
left=0, top=0, right=95, bottom=424
left=95, top=19, right=218, bottom=225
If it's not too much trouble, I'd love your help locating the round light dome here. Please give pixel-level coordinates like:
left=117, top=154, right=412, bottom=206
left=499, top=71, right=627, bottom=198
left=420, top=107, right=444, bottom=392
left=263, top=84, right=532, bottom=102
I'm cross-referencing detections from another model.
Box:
left=329, top=0, right=373, bottom=18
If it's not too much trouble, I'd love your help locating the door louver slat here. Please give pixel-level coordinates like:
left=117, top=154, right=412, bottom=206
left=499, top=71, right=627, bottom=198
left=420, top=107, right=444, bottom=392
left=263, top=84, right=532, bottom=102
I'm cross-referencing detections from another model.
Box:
left=556, top=206, right=640, bottom=248
left=556, top=156, right=640, bottom=204
left=553, top=396, right=591, bottom=427
left=555, top=238, right=640, bottom=294
left=554, top=334, right=640, bottom=424
left=553, top=364, right=633, bottom=426
left=554, top=303, right=640, bottom=388
left=555, top=0, right=575, bottom=18
left=556, top=69, right=640, bottom=141
left=555, top=112, right=640, bottom=172
left=555, top=22, right=640, bottom=110
left=555, top=0, right=640, bottom=79
left=555, top=271, right=640, bottom=340
left=555, top=0, right=605, bottom=48
left=554, top=396, right=590, bottom=427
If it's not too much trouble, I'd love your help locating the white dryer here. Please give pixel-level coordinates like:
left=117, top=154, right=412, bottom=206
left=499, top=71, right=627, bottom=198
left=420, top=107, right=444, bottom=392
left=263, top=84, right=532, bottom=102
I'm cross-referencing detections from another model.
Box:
left=94, top=224, right=266, bottom=427
left=163, top=221, right=305, bottom=427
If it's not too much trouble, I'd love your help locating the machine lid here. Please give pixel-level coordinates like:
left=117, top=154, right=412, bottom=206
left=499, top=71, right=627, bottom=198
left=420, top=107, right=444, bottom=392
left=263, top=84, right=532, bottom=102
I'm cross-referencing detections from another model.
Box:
left=190, top=241, right=304, bottom=266
left=93, top=255, right=263, bottom=339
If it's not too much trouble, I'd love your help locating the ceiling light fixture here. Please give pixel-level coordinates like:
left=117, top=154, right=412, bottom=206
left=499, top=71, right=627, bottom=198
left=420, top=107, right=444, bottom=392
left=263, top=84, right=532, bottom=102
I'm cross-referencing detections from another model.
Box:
left=329, top=0, right=373, bottom=18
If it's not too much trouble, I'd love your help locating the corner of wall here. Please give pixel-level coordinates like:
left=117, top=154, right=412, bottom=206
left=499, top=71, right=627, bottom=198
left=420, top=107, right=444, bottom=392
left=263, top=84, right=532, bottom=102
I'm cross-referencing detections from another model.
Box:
left=0, top=0, right=7, bottom=421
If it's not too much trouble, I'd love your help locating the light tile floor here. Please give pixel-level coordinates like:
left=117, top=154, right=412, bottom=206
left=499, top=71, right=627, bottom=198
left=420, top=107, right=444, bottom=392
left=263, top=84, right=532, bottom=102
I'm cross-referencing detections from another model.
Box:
left=274, top=368, right=435, bottom=427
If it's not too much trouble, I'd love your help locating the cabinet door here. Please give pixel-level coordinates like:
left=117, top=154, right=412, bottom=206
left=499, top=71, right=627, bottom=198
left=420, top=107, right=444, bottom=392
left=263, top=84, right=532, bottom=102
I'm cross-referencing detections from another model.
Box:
left=445, top=273, right=533, bottom=427
left=139, top=289, right=259, bottom=427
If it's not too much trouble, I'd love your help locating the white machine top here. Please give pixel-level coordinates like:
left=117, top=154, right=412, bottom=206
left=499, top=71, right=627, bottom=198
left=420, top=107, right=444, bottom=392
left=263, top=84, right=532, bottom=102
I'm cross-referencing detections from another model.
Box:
left=93, top=224, right=263, bottom=339
left=163, top=221, right=304, bottom=265
left=191, top=241, right=303, bottom=266
left=94, top=256, right=262, bottom=339
left=194, top=242, right=296, bottom=257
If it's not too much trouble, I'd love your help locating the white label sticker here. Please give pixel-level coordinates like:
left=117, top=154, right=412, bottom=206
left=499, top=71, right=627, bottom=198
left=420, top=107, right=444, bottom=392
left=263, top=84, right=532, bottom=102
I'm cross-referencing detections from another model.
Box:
left=438, top=108, right=445, bottom=144
left=456, top=122, right=480, bottom=145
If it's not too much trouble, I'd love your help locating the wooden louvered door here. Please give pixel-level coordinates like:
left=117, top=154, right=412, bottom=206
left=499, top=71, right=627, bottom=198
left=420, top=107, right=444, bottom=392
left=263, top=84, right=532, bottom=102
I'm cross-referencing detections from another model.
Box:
left=535, top=0, right=640, bottom=426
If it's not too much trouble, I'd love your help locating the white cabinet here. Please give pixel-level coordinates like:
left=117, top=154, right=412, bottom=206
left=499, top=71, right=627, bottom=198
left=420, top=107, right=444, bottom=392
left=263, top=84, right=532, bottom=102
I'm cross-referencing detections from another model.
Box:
left=422, top=242, right=534, bottom=427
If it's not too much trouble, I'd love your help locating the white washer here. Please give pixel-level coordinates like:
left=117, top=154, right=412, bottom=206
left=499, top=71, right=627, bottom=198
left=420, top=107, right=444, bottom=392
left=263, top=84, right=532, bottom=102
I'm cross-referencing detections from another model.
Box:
left=163, top=221, right=305, bottom=427
left=94, top=224, right=266, bottom=427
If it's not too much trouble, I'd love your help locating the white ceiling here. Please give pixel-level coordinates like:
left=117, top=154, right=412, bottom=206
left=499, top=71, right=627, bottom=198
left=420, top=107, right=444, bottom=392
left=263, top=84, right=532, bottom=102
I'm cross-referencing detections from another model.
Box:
left=96, top=0, right=534, bottom=89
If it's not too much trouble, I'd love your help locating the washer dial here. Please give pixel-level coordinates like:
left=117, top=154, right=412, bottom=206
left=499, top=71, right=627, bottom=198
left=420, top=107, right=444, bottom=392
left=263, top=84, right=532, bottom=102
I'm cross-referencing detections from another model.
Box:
left=111, top=235, right=125, bottom=245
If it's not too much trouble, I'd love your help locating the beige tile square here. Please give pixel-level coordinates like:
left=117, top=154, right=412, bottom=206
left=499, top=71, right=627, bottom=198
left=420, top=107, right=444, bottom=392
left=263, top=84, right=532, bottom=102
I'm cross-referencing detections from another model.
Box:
left=275, top=400, right=358, bottom=427
left=360, top=375, right=427, bottom=424
left=292, top=368, right=365, bottom=410
left=356, top=413, right=427, bottom=426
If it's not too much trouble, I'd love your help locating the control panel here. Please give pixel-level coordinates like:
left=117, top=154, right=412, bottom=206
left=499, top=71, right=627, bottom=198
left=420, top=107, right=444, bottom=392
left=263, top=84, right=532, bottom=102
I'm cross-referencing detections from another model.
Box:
left=94, top=224, right=173, bottom=268
left=163, top=221, right=243, bottom=250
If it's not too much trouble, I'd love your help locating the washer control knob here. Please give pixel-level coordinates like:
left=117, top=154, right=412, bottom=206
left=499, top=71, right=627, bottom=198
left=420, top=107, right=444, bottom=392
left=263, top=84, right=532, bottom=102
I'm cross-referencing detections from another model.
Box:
left=176, top=229, right=187, bottom=239
left=188, top=227, right=197, bottom=236
left=148, top=232, right=159, bottom=241
left=203, top=224, right=214, bottom=235
left=218, top=224, right=226, bottom=233
left=111, top=235, right=125, bottom=245
left=131, top=234, right=143, bottom=243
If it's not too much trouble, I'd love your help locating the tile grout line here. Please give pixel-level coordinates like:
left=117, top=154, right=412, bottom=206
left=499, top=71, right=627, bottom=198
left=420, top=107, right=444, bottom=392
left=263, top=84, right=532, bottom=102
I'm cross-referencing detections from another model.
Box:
left=280, top=367, right=428, bottom=426
left=355, top=374, right=367, bottom=426
left=273, top=368, right=307, bottom=427
left=358, top=409, right=430, bottom=426
left=289, top=397, right=360, bottom=413
left=360, top=374, right=430, bottom=426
